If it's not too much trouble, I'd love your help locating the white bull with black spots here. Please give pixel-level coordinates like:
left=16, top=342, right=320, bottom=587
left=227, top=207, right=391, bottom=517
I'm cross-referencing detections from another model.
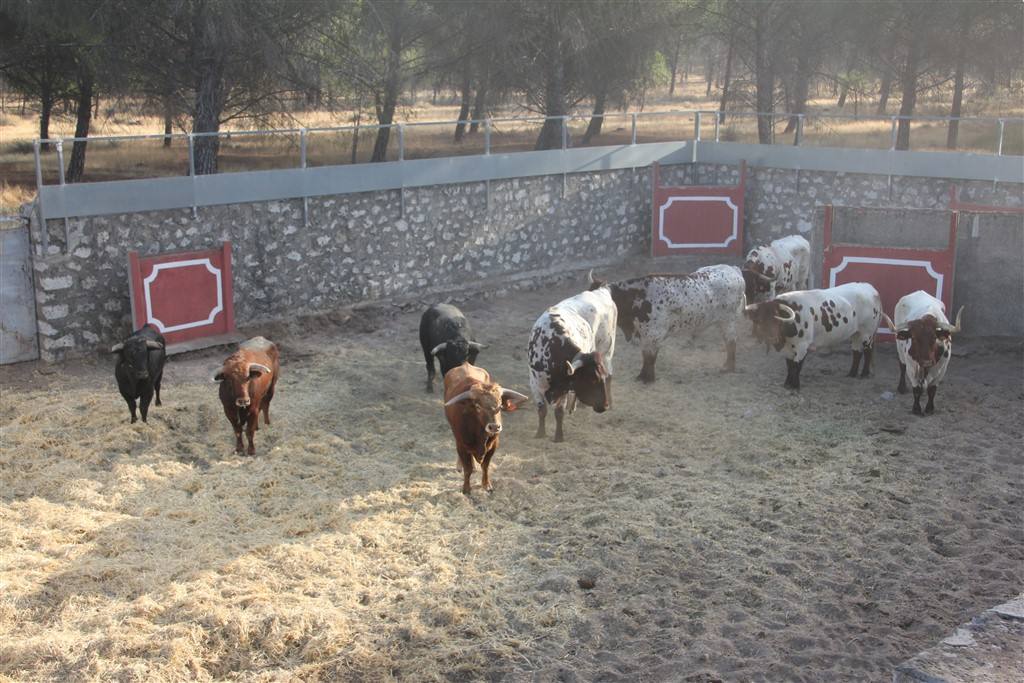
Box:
left=744, top=282, right=882, bottom=390
left=882, top=290, right=963, bottom=416
left=742, top=235, right=811, bottom=303
left=527, top=286, right=616, bottom=443
left=588, top=265, right=746, bottom=383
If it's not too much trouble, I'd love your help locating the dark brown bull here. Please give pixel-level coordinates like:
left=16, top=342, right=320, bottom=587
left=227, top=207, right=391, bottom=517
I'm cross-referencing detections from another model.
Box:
left=214, top=336, right=280, bottom=455
left=443, top=363, right=529, bottom=495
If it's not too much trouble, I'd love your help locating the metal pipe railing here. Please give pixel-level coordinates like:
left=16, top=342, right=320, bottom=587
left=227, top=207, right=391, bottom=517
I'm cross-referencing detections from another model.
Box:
left=31, top=109, right=1022, bottom=190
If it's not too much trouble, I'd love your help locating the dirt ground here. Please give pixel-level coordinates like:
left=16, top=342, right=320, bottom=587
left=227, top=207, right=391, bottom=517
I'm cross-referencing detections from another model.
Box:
left=2, top=264, right=1022, bottom=682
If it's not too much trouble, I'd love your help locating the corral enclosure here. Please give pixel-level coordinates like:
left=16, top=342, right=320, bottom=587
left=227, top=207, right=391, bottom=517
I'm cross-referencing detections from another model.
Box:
left=2, top=262, right=1021, bottom=681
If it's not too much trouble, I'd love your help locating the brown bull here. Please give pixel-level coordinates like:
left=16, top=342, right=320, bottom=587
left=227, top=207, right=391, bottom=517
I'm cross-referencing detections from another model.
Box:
left=214, top=336, right=280, bottom=455
left=443, top=363, right=529, bottom=495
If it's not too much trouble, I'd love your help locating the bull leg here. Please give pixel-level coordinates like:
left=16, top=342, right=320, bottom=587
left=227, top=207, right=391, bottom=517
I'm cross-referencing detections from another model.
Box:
left=262, top=385, right=275, bottom=426
left=724, top=339, right=737, bottom=372
left=897, top=362, right=908, bottom=394
left=534, top=403, right=547, bottom=438
left=925, top=385, right=937, bottom=415
left=231, top=416, right=244, bottom=453
left=245, top=410, right=258, bottom=455
left=125, top=396, right=138, bottom=424
left=553, top=404, right=566, bottom=443
left=784, top=358, right=804, bottom=390
left=154, top=373, right=163, bottom=406
left=457, top=447, right=474, bottom=495
left=423, top=351, right=436, bottom=393
left=860, top=344, right=873, bottom=378
left=481, top=442, right=498, bottom=492
left=139, top=386, right=154, bottom=423
left=848, top=350, right=862, bottom=378
left=912, top=386, right=924, bottom=416
left=637, top=349, right=658, bottom=384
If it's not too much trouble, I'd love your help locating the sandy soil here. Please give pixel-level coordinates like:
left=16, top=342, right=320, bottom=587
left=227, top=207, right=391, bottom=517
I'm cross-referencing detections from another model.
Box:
left=1, top=265, right=1022, bottom=682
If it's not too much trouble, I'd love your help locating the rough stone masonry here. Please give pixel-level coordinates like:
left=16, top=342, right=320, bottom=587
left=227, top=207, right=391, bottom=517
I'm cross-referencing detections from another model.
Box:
left=26, top=163, right=1023, bottom=360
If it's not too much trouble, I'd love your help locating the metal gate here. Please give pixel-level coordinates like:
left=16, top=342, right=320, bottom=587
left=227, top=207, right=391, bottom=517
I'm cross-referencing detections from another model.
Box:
left=651, top=161, right=747, bottom=257
left=0, top=219, right=40, bottom=365
left=823, top=205, right=958, bottom=340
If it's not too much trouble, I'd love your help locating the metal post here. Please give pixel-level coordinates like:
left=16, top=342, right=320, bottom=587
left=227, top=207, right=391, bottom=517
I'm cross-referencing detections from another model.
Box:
left=714, top=111, right=721, bottom=142
left=889, top=117, right=898, bottom=150
left=484, top=118, right=492, bottom=155
left=561, top=116, right=568, bottom=150
left=795, top=114, right=804, bottom=146
left=397, top=123, right=405, bottom=161
left=300, top=128, right=309, bottom=229
left=694, top=112, right=702, bottom=142
left=997, top=119, right=1005, bottom=156
left=32, top=139, right=48, bottom=253
left=187, top=133, right=197, bottom=218
left=631, top=112, right=638, bottom=145
left=54, top=140, right=70, bottom=248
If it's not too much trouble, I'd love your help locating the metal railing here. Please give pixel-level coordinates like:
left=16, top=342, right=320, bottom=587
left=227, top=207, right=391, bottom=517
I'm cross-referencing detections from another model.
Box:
left=31, top=109, right=1022, bottom=189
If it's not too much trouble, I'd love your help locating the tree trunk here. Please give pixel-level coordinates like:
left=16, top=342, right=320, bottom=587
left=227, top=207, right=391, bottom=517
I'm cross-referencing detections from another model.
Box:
left=718, top=32, right=734, bottom=124
left=784, top=55, right=812, bottom=134
left=163, top=90, right=174, bottom=147
left=581, top=90, right=606, bottom=145
left=469, top=75, right=487, bottom=134
left=705, top=55, right=715, bottom=97
left=876, top=72, right=893, bottom=115
left=754, top=13, right=774, bottom=144
left=836, top=77, right=849, bottom=108
left=193, top=60, right=225, bottom=174
left=668, top=36, right=682, bottom=96
left=371, top=83, right=398, bottom=162
left=895, top=39, right=920, bottom=151
left=535, top=53, right=567, bottom=151
left=453, top=73, right=471, bottom=143
left=65, top=73, right=93, bottom=183
left=39, top=83, right=53, bottom=152
left=946, top=61, right=965, bottom=149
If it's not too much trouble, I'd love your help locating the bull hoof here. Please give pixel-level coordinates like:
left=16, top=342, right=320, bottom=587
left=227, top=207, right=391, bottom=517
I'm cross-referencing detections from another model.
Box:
left=247, top=447, right=256, bottom=456
left=912, top=406, right=923, bottom=416
left=425, top=384, right=433, bottom=394
left=534, top=429, right=546, bottom=439
left=847, top=370, right=858, bottom=378
left=925, top=405, right=935, bottom=415
left=155, top=398, right=162, bottom=406
left=130, top=416, right=137, bottom=424
left=553, top=433, right=565, bottom=443
left=461, top=486, right=471, bottom=496
left=636, top=374, right=655, bottom=384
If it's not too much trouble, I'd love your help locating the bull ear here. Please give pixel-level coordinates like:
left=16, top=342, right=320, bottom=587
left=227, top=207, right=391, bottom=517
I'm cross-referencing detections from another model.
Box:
left=500, top=388, right=530, bottom=412
left=212, top=371, right=225, bottom=382
left=895, top=329, right=911, bottom=341
left=110, top=342, right=124, bottom=353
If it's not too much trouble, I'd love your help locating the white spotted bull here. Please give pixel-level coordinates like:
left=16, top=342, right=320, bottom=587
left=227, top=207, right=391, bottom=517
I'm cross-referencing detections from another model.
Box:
left=882, top=290, right=963, bottom=416
left=742, top=235, right=811, bottom=303
left=744, top=282, right=882, bottom=389
left=528, top=286, right=617, bottom=442
left=589, top=265, right=745, bottom=383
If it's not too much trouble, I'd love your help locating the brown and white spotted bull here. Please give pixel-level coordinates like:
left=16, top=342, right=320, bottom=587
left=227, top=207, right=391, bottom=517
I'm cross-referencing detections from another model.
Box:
left=528, top=286, right=617, bottom=443
left=882, top=290, right=964, bottom=416
left=589, top=265, right=745, bottom=383
left=744, top=282, right=881, bottom=389
left=443, top=363, right=529, bottom=495
left=214, top=336, right=280, bottom=455
left=742, top=235, right=811, bottom=303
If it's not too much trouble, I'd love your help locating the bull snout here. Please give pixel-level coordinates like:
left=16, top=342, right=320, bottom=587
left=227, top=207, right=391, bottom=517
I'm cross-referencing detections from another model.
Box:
left=135, top=371, right=149, bottom=380
left=593, top=405, right=607, bottom=414
left=485, top=423, right=502, bottom=435
left=235, top=397, right=251, bottom=408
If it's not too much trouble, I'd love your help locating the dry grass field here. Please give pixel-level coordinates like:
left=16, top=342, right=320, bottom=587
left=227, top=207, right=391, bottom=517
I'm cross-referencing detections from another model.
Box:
left=2, top=79, right=1022, bottom=212
left=2, top=262, right=1021, bottom=681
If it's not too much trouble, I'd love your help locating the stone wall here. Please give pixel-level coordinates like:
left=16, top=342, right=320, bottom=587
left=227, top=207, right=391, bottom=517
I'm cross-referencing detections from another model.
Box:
left=27, top=162, right=1023, bottom=360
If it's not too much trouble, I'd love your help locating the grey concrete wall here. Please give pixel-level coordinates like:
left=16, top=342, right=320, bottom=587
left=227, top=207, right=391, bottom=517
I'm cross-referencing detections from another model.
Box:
left=26, top=162, right=1024, bottom=361
left=953, top=211, right=1024, bottom=337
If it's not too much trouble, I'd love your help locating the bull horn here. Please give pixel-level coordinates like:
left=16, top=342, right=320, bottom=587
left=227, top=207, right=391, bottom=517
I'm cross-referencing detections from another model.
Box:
left=145, top=340, right=164, bottom=350
left=744, top=303, right=759, bottom=313
left=587, top=269, right=595, bottom=284
left=468, top=341, right=488, bottom=350
left=939, top=306, right=964, bottom=334
left=430, top=342, right=447, bottom=356
left=248, top=363, right=272, bottom=375
left=110, top=342, right=124, bottom=353
left=500, top=388, right=530, bottom=405
left=881, top=313, right=897, bottom=331
left=444, top=390, right=474, bottom=407
left=565, top=356, right=586, bottom=376
left=774, top=304, right=796, bottom=323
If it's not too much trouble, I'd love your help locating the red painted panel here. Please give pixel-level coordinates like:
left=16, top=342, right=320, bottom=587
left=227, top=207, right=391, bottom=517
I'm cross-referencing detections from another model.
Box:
left=651, top=161, right=746, bottom=257
left=128, top=242, right=236, bottom=346
left=823, top=207, right=957, bottom=341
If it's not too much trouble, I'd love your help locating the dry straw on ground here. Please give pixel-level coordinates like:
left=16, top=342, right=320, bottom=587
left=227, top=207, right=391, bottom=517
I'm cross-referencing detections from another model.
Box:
left=1, top=266, right=1021, bottom=681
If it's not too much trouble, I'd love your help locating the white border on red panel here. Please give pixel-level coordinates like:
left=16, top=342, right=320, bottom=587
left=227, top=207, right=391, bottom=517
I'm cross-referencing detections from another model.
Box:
left=658, top=196, right=738, bottom=249
left=828, top=255, right=944, bottom=334
left=143, top=258, right=223, bottom=333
